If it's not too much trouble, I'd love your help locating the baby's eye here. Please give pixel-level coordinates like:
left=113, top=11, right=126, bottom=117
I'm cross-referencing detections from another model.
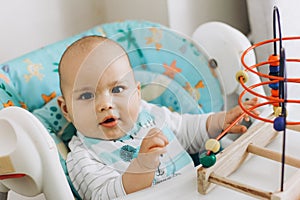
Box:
left=112, top=86, right=125, bottom=93
left=78, top=92, right=94, bottom=100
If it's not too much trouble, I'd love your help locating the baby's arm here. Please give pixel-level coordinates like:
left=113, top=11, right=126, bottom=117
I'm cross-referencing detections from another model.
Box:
left=122, top=128, right=169, bottom=194
left=206, top=97, right=259, bottom=138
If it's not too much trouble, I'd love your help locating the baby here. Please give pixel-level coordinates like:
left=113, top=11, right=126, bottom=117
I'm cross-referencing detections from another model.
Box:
left=57, top=35, right=258, bottom=200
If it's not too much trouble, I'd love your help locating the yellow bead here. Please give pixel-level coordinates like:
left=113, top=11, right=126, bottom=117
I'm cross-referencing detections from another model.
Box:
left=274, top=106, right=288, bottom=117
left=235, top=70, right=248, bottom=83
left=274, top=106, right=281, bottom=117
left=205, top=139, right=221, bottom=153
left=273, top=106, right=279, bottom=113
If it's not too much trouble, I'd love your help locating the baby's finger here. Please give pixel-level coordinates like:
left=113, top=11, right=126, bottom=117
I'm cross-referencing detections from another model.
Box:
left=146, top=128, right=162, bottom=137
left=149, top=135, right=168, bottom=151
left=148, top=128, right=169, bottom=145
left=140, top=128, right=169, bottom=153
left=247, top=97, right=258, bottom=105
left=251, top=109, right=260, bottom=116
left=229, top=124, right=247, bottom=133
left=243, top=113, right=250, bottom=122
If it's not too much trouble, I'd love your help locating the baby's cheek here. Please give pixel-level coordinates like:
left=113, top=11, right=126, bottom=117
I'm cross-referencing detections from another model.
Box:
left=127, top=93, right=141, bottom=123
left=73, top=103, right=97, bottom=133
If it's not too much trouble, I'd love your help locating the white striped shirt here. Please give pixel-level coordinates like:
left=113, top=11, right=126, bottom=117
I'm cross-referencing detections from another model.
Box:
left=66, top=101, right=211, bottom=200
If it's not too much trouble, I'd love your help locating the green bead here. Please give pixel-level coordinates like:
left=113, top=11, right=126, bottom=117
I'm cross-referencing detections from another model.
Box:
left=199, top=151, right=216, bottom=168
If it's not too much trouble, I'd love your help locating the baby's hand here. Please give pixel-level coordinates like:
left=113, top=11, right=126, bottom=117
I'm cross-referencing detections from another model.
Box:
left=136, top=128, right=169, bottom=171
left=207, top=97, right=260, bottom=138
left=123, top=129, right=169, bottom=193
left=224, top=97, right=260, bottom=133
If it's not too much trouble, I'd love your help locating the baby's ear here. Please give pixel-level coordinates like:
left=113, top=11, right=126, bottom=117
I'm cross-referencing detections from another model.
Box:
left=136, top=81, right=141, bottom=90
left=136, top=81, right=141, bottom=97
left=57, top=96, right=72, bottom=122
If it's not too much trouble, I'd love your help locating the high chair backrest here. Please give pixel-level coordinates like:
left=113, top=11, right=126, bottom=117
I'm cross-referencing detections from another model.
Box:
left=0, top=20, right=224, bottom=199
left=0, top=19, right=224, bottom=149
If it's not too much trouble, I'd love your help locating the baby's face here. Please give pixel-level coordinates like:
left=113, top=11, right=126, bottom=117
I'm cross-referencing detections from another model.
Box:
left=61, top=40, right=141, bottom=140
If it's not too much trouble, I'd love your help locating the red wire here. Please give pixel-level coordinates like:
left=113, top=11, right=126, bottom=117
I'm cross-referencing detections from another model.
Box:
left=240, top=36, right=300, bottom=125
left=241, top=36, right=300, bottom=83
left=238, top=76, right=300, bottom=125
left=206, top=36, right=300, bottom=156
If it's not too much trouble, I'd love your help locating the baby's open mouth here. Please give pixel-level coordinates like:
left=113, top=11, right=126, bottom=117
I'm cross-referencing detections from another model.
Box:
left=100, top=116, right=118, bottom=128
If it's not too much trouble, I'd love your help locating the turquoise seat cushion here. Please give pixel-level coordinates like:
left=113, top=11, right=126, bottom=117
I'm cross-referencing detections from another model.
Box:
left=0, top=20, right=223, bottom=114
left=0, top=20, right=224, bottom=148
left=32, top=96, right=68, bottom=133
left=101, top=21, right=224, bottom=113
left=0, top=75, right=25, bottom=109
left=134, top=70, right=204, bottom=114
left=0, top=48, right=62, bottom=111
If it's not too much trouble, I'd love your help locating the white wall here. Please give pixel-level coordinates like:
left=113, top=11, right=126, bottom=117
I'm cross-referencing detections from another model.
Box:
left=0, top=0, right=249, bottom=63
left=167, top=0, right=249, bottom=37
left=0, top=0, right=103, bottom=63
left=100, top=0, right=169, bottom=25
left=247, top=0, right=300, bottom=95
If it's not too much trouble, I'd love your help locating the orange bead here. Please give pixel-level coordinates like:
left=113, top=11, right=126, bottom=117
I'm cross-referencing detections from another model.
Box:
left=268, top=54, right=280, bottom=66
left=271, top=89, right=279, bottom=97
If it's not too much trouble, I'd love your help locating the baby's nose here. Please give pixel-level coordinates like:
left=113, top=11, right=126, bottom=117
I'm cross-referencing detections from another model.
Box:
left=99, top=103, right=112, bottom=112
left=97, top=95, right=113, bottom=112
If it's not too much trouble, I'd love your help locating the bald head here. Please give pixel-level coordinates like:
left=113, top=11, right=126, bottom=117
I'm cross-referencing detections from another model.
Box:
left=59, top=36, right=131, bottom=96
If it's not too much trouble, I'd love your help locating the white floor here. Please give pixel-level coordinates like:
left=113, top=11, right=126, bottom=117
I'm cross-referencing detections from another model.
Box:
left=8, top=191, right=45, bottom=200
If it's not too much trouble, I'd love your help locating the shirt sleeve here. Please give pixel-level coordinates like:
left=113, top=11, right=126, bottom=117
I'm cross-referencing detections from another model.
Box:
left=67, top=136, right=126, bottom=200
left=141, top=100, right=212, bottom=154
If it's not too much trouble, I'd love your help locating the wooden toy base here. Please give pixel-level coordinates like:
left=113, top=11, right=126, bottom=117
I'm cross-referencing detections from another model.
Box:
left=197, top=119, right=300, bottom=200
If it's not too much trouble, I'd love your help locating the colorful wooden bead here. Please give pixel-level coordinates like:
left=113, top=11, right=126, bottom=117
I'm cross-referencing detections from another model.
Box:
left=274, top=107, right=288, bottom=117
left=235, top=70, right=248, bottom=83
left=268, top=71, right=280, bottom=81
left=273, top=106, right=279, bottom=113
left=199, top=152, right=216, bottom=168
left=273, top=116, right=285, bottom=131
left=205, top=139, right=221, bottom=153
left=269, top=82, right=279, bottom=90
left=268, top=54, right=280, bottom=67
left=271, top=89, right=279, bottom=97
left=269, top=66, right=280, bottom=73
left=274, top=107, right=282, bottom=117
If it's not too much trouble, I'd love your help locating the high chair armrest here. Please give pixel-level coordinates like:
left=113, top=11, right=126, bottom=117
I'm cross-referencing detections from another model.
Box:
left=0, top=107, right=73, bottom=200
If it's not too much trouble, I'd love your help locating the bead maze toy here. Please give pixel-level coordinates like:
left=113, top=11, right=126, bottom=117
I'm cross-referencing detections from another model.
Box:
left=197, top=6, right=300, bottom=200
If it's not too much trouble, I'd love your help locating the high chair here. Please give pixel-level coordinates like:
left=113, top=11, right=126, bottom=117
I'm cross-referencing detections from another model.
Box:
left=0, top=20, right=264, bottom=200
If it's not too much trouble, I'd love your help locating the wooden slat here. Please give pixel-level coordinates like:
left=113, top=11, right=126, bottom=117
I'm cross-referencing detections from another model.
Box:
left=286, top=124, right=300, bottom=132
left=247, top=144, right=300, bottom=168
left=198, top=114, right=300, bottom=199
left=209, top=172, right=272, bottom=200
